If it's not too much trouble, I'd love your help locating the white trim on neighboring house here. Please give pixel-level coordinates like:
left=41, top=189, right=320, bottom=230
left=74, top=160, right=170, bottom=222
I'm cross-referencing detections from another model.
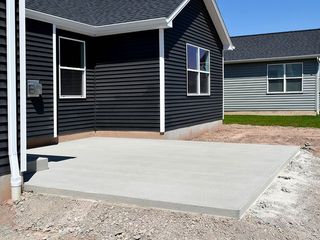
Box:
left=222, top=50, right=225, bottom=120
left=53, top=25, right=57, bottom=137
left=19, top=0, right=27, bottom=172
left=26, top=0, right=234, bottom=50
left=7, top=0, right=22, bottom=200
left=159, top=29, right=165, bottom=133
left=316, top=57, right=320, bottom=115
left=225, top=54, right=320, bottom=64
left=58, top=36, right=87, bottom=99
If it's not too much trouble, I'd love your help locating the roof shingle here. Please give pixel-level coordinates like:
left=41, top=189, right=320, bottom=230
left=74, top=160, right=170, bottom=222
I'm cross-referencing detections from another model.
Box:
left=26, top=0, right=184, bottom=26
left=225, top=29, right=320, bottom=62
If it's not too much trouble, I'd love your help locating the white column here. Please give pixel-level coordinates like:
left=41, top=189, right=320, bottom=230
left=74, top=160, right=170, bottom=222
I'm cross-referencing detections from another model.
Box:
left=19, top=0, right=27, bottom=172
left=53, top=25, right=57, bottom=137
left=159, top=29, right=165, bottom=133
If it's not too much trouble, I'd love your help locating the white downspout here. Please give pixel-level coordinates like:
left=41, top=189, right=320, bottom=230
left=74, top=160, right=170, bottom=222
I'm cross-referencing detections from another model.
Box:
left=19, top=0, right=27, bottom=173
left=7, top=0, right=22, bottom=201
left=316, top=57, right=320, bottom=115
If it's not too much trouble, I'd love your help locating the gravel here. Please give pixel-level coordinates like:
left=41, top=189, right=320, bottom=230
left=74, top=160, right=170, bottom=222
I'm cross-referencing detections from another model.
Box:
left=1, top=124, right=320, bottom=240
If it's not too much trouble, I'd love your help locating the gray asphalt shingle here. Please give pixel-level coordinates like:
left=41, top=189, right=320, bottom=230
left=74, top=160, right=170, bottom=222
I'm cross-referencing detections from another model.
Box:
left=225, top=29, right=320, bottom=61
left=26, top=0, right=185, bottom=26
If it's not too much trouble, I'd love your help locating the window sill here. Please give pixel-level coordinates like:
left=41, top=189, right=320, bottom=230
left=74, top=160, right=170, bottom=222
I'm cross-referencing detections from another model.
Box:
left=266, top=91, right=303, bottom=95
left=187, top=93, right=211, bottom=97
left=59, top=96, right=87, bottom=99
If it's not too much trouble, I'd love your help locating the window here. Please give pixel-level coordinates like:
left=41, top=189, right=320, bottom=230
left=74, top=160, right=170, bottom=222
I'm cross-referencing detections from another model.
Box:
left=59, top=37, right=86, bottom=98
left=267, top=63, right=303, bottom=93
left=186, top=44, right=210, bottom=95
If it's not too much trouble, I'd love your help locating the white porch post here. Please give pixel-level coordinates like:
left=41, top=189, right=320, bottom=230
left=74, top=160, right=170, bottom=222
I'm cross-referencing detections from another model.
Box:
left=159, top=28, right=165, bottom=134
left=19, top=0, right=27, bottom=172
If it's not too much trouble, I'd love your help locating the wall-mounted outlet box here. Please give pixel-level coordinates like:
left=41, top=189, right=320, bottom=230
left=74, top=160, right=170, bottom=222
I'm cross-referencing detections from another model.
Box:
left=27, top=80, right=42, bottom=98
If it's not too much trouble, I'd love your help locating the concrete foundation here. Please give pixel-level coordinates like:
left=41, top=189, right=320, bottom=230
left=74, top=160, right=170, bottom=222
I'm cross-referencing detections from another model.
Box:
left=58, top=120, right=222, bottom=142
left=0, top=174, right=11, bottom=202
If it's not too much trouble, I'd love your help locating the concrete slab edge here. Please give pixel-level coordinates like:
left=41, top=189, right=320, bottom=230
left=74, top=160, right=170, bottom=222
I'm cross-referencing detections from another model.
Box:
left=24, top=185, right=240, bottom=218
left=238, top=148, right=301, bottom=219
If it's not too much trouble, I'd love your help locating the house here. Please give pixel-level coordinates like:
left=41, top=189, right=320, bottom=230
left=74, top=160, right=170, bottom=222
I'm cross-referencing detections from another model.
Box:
left=1, top=0, right=233, bottom=201
left=224, top=29, right=320, bottom=115
left=25, top=0, right=233, bottom=147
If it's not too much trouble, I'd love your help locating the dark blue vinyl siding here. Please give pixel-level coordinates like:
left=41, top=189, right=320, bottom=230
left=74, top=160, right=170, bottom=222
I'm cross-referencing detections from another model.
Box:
left=26, top=19, right=54, bottom=139
left=0, top=0, right=9, bottom=175
left=94, top=31, right=160, bottom=131
left=164, top=0, right=223, bottom=131
left=56, top=30, right=96, bottom=134
left=56, top=30, right=159, bottom=134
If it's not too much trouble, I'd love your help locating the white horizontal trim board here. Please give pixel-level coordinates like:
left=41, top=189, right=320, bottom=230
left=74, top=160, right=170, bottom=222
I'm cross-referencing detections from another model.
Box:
left=25, top=0, right=234, bottom=50
left=225, top=55, right=320, bottom=64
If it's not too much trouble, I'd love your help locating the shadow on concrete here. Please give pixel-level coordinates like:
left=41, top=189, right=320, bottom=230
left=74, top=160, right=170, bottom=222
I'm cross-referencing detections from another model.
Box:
left=27, top=154, right=76, bottom=163
left=24, top=154, right=76, bottom=183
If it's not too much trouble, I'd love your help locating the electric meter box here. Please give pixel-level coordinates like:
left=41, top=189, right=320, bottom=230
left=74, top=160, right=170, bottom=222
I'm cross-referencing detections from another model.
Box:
left=27, top=80, right=42, bottom=98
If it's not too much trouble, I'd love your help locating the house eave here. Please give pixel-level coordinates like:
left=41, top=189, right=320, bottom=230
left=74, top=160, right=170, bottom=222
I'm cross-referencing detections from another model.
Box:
left=225, top=54, right=320, bottom=64
left=26, top=0, right=234, bottom=49
left=26, top=9, right=171, bottom=36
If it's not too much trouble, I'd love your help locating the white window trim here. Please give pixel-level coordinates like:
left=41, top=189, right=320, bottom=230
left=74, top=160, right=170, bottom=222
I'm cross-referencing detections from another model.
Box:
left=186, top=43, right=211, bottom=96
left=59, top=36, right=86, bottom=99
left=267, top=62, right=304, bottom=94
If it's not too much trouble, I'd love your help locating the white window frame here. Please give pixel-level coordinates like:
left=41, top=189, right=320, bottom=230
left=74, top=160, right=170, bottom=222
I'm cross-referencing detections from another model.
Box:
left=186, top=43, right=211, bottom=96
left=267, top=62, right=303, bottom=94
left=59, top=36, right=86, bottom=99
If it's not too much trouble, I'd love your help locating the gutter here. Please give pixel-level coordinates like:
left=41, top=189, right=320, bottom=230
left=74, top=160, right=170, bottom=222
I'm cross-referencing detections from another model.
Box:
left=7, top=0, right=22, bottom=201
left=316, top=57, right=320, bottom=115
left=225, top=54, right=320, bottom=64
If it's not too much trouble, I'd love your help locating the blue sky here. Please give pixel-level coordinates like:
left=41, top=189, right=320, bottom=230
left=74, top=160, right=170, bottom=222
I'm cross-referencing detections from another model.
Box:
left=216, top=0, right=320, bottom=36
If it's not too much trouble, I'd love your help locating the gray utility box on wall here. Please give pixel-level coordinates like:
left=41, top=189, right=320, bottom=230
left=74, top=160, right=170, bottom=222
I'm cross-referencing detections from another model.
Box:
left=27, top=80, right=42, bottom=98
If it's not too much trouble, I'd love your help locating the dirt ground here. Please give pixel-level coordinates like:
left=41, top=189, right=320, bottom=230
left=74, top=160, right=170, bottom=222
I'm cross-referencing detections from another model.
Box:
left=1, top=124, right=320, bottom=240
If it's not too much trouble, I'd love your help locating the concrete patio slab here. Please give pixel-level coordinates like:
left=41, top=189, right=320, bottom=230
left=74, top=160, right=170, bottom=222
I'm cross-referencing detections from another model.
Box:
left=25, top=137, right=299, bottom=218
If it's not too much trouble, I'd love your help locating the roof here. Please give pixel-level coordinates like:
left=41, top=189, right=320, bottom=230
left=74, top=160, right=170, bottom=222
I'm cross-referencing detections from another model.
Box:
left=225, top=29, right=320, bottom=63
left=26, top=0, right=183, bottom=26
left=25, top=0, right=233, bottom=49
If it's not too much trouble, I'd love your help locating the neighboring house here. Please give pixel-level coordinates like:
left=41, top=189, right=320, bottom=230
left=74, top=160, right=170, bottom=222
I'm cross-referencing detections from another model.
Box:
left=224, top=29, right=320, bottom=115
left=24, top=0, right=233, bottom=147
left=1, top=0, right=233, bottom=200
left=1, top=0, right=26, bottom=201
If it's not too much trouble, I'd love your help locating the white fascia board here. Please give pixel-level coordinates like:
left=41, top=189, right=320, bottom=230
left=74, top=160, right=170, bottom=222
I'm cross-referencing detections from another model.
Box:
left=26, top=9, right=95, bottom=35
left=225, top=55, right=320, bottom=64
left=166, top=0, right=234, bottom=51
left=166, top=0, right=190, bottom=23
left=203, top=0, right=234, bottom=51
left=26, top=9, right=170, bottom=36
left=95, top=18, right=169, bottom=36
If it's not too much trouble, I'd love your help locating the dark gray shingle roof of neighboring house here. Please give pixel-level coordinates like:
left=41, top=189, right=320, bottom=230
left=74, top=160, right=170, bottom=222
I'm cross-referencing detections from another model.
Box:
left=26, top=0, right=185, bottom=26
left=225, top=29, right=320, bottom=62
